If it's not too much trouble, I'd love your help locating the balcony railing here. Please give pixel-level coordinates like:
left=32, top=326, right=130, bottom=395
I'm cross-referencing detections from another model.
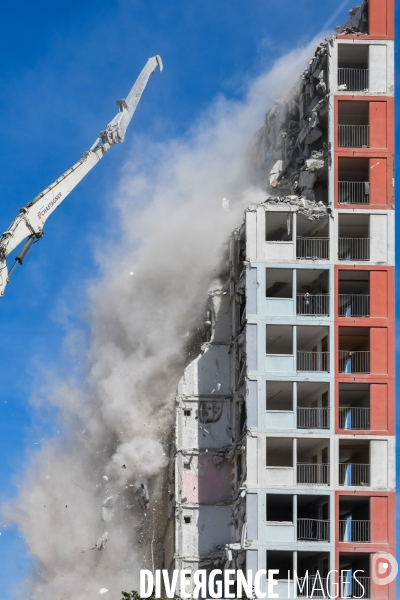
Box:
left=339, top=463, right=370, bottom=486
left=297, top=351, right=329, bottom=372
left=338, top=238, right=370, bottom=261
left=339, top=407, right=370, bottom=430
left=338, top=294, right=369, bottom=317
left=296, top=237, right=329, bottom=260
left=338, top=124, right=369, bottom=148
left=338, top=68, right=369, bottom=91
left=297, top=294, right=329, bottom=316
left=338, top=181, right=369, bottom=204
left=340, top=576, right=370, bottom=599
left=339, top=350, right=370, bottom=373
left=297, top=463, right=329, bottom=485
left=297, top=518, right=330, bottom=541
left=339, top=519, right=371, bottom=542
left=297, top=407, right=329, bottom=429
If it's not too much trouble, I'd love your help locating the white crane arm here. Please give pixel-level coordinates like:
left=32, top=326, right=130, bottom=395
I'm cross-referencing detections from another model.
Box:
left=0, top=55, right=162, bottom=296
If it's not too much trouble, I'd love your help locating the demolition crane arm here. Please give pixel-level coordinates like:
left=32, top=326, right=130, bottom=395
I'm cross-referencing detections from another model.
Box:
left=0, top=55, right=163, bottom=296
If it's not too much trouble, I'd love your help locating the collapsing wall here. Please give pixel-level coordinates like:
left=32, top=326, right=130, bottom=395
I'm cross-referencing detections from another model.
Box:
left=249, top=39, right=331, bottom=203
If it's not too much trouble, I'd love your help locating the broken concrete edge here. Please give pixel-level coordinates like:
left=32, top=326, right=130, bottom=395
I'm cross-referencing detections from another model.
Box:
left=335, top=0, right=369, bottom=35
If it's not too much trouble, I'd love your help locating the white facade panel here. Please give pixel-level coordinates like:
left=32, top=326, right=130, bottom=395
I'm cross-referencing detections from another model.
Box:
left=369, top=45, right=387, bottom=92
left=370, top=214, right=388, bottom=263
left=370, top=440, right=388, bottom=488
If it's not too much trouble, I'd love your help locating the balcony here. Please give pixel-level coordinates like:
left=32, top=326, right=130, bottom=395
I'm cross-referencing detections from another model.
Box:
left=339, top=383, right=370, bottom=430
left=297, top=382, right=330, bottom=430
left=338, top=294, right=369, bottom=317
left=339, top=463, right=370, bottom=486
left=338, top=181, right=369, bottom=205
left=297, top=294, right=329, bottom=316
left=339, top=407, right=370, bottom=430
left=338, top=238, right=370, bottom=261
left=339, top=440, right=370, bottom=487
left=297, top=351, right=329, bottom=372
left=339, top=519, right=370, bottom=543
left=297, top=518, right=330, bottom=542
left=339, top=350, right=370, bottom=373
left=338, top=101, right=369, bottom=148
left=338, top=270, right=370, bottom=317
left=297, top=407, right=329, bottom=429
left=297, top=325, right=329, bottom=373
left=338, top=125, right=369, bottom=148
left=337, top=44, right=369, bottom=92
left=338, top=214, right=370, bottom=262
left=338, top=68, right=369, bottom=91
left=339, top=497, right=370, bottom=543
left=341, top=576, right=371, bottom=599
left=266, top=325, right=329, bottom=373
left=297, top=238, right=329, bottom=260
left=297, top=463, right=329, bottom=485
left=340, top=553, right=371, bottom=599
left=338, top=157, right=370, bottom=205
left=296, top=218, right=329, bottom=260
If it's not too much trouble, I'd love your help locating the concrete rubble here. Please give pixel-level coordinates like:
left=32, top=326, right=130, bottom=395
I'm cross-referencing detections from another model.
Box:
left=250, top=39, right=332, bottom=202
left=134, top=483, right=150, bottom=510
left=336, top=0, right=369, bottom=35
left=101, top=496, right=114, bottom=523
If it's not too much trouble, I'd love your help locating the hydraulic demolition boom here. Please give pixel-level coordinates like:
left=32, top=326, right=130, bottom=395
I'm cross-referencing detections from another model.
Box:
left=0, top=55, right=163, bottom=296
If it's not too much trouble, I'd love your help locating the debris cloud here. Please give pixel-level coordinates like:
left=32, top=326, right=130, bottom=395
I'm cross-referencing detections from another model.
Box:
left=4, top=36, right=324, bottom=600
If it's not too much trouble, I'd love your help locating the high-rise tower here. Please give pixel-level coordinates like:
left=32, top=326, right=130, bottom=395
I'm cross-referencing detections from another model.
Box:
left=164, top=1, right=395, bottom=597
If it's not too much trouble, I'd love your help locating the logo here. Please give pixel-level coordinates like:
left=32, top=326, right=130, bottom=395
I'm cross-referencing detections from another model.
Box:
left=371, top=552, right=398, bottom=587
left=37, top=192, right=62, bottom=220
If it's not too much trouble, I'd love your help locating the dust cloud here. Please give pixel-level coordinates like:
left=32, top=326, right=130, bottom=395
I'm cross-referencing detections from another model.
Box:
left=4, top=36, right=324, bottom=600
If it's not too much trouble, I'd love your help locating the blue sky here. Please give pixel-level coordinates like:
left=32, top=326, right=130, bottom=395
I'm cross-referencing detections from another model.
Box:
left=0, top=0, right=397, bottom=597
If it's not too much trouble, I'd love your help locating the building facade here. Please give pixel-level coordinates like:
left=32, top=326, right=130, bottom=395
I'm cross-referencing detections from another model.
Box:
left=163, top=1, right=395, bottom=597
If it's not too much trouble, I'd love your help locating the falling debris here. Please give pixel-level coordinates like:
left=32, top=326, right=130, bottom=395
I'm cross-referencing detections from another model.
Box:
left=134, top=484, right=150, bottom=510
left=102, top=476, right=108, bottom=482
left=221, top=197, right=229, bottom=211
left=99, top=589, right=108, bottom=595
left=94, top=532, right=108, bottom=551
left=101, top=497, right=114, bottom=523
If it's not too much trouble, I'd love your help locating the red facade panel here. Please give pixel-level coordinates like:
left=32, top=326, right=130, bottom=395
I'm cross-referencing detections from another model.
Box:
left=369, top=157, right=388, bottom=206
left=369, top=0, right=388, bottom=36
left=370, top=328, right=388, bottom=374
left=370, top=383, right=388, bottom=432
left=369, top=102, right=388, bottom=148
left=371, top=496, right=388, bottom=542
left=370, top=270, right=388, bottom=317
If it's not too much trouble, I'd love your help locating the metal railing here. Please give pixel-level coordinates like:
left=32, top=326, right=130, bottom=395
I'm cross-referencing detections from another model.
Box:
left=296, top=237, right=329, bottom=260
left=338, top=124, right=369, bottom=148
left=297, top=407, right=329, bottom=429
left=297, top=294, right=329, bottom=316
left=339, top=463, right=370, bottom=486
left=297, top=518, right=330, bottom=541
left=297, top=463, right=329, bottom=485
left=338, top=294, right=369, bottom=317
left=338, top=68, right=369, bottom=91
left=296, top=576, right=329, bottom=598
left=339, top=350, right=370, bottom=373
left=297, top=351, right=329, bottom=372
left=339, top=407, right=370, bottom=430
left=338, top=181, right=369, bottom=204
left=340, top=576, right=370, bottom=599
left=339, top=519, right=371, bottom=542
left=338, top=238, right=370, bottom=261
